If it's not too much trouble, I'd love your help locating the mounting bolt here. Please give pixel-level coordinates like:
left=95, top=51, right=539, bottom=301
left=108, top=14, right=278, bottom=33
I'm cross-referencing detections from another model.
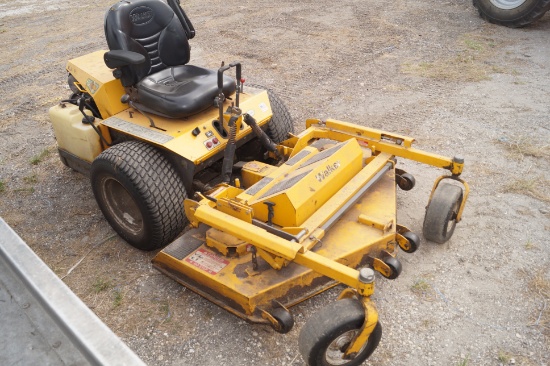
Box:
left=453, top=156, right=464, bottom=164
left=358, top=268, right=375, bottom=284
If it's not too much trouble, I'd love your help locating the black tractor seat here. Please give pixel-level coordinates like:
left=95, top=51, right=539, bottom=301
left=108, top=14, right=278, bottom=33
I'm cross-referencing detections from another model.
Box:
left=104, top=0, right=236, bottom=119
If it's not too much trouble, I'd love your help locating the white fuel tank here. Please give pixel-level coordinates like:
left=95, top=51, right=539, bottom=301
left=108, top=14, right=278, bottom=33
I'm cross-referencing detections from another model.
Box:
left=49, top=103, right=102, bottom=163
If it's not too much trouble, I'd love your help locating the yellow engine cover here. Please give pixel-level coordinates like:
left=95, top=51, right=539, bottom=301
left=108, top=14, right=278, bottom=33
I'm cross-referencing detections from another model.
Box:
left=67, top=50, right=127, bottom=118
left=239, top=139, right=364, bottom=227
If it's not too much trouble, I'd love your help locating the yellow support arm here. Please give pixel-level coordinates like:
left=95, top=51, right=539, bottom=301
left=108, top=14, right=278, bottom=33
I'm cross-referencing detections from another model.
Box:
left=189, top=202, right=303, bottom=260
left=305, top=119, right=465, bottom=176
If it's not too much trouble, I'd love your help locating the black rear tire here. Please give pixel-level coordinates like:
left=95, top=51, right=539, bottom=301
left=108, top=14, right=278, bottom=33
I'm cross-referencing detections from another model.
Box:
left=299, top=298, right=382, bottom=366
left=90, top=141, right=188, bottom=250
left=473, top=0, right=550, bottom=27
left=247, top=84, right=295, bottom=143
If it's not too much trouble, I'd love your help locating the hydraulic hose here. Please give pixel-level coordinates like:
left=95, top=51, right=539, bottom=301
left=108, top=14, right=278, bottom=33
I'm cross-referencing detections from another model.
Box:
left=243, top=114, right=283, bottom=160
left=221, top=116, right=238, bottom=183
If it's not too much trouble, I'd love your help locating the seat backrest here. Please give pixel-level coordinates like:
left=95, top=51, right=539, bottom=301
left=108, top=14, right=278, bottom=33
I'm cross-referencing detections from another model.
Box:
left=104, top=0, right=191, bottom=86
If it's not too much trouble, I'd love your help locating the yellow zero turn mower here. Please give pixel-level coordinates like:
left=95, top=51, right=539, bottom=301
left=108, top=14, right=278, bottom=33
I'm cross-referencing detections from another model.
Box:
left=49, top=0, right=469, bottom=365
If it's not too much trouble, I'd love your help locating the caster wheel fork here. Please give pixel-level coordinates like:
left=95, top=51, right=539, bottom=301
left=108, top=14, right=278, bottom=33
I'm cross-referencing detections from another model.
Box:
left=396, top=224, right=420, bottom=253
left=299, top=295, right=382, bottom=366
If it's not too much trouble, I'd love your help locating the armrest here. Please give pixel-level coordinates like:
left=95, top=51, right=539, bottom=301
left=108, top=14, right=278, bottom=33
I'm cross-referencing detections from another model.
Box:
left=104, top=50, right=146, bottom=69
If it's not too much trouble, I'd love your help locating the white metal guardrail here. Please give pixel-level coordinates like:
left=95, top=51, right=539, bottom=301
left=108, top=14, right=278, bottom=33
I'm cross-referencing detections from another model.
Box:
left=0, top=217, right=146, bottom=366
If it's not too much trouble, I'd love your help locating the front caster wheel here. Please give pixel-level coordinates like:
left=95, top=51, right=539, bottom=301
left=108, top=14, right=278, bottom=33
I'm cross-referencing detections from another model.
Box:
left=299, top=298, right=382, bottom=366
left=423, top=183, right=463, bottom=244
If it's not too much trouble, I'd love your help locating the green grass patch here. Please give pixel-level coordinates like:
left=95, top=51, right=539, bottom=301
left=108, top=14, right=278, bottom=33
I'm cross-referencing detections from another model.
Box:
left=0, top=180, right=5, bottom=193
left=456, top=354, right=470, bottom=366
left=13, top=187, right=35, bottom=194
left=464, top=38, right=484, bottom=51
left=23, top=174, right=38, bottom=184
left=410, top=278, right=437, bottom=300
left=497, top=351, right=511, bottom=363
left=113, top=289, right=123, bottom=307
left=92, top=278, right=111, bottom=293
left=30, top=148, right=50, bottom=165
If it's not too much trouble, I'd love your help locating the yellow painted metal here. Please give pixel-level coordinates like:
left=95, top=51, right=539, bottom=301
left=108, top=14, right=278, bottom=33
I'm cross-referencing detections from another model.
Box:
left=395, top=232, right=412, bottom=252
left=242, top=140, right=364, bottom=227
left=103, top=89, right=271, bottom=162
left=153, top=248, right=256, bottom=316
left=66, top=50, right=127, bottom=118
left=149, top=113, right=469, bottom=328
left=302, top=119, right=464, bottom=175
left=255, top=248, right=286, bottom=270
left=206, top=228, right=248, bottom=257
left=66, top=50, right=274, bottom=163
left=293, top=250, right=373, bottom=296
left=358, top=215, right=394, bottom=234
left=191, top=202, right=303, bottom=260
left=241, top=161, right=277, bottom=188
left=344, top=298, right=379, bottom=357
left=239, top=145, right=320, bottom=199
left=372, top=257, right=392, bottom=278
left=152, top=169, right=399, bottom=321
left=215, top=197, right=253, bottom=224
left=428, top=175, right=470, bottom=222
left=306, top=118, right=415, bottom=147
left=300, top=152, right=394, bottom=251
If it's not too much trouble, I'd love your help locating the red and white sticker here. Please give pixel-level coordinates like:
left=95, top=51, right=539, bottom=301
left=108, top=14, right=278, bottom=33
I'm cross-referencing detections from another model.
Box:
left=185, top=248, right=229, bottom=275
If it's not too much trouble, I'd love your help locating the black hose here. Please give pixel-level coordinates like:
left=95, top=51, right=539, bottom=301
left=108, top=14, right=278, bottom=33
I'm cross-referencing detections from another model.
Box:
left=243, top=114, right=283, bottom=160
left=221, top=116, right=238, bottom=183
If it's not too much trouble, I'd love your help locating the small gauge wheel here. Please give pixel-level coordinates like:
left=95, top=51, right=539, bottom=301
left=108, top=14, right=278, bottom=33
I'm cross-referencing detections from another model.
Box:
left=401, top=231, right=420, bottom=253
left=270, top=307, right=294, bottom=334
left=382, top=256, right=402, bottom=280
left=397, top=172, right=416, bottom=191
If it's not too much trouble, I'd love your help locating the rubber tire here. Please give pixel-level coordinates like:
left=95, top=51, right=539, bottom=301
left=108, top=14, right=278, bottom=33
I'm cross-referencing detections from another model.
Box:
left=247, top=84, right=295, bottom=143
left=397, top=173, right=416, bottom=191
left=270, top=307, right=295, bottom=334
left=382, top=256, right=402, bottom=280
left=401, top=231, right=420, bottom=253
left=91, top=141, right=188, bottom=250
left=422, top=183, right=463, bottom=244
left=473, top=0, right=550, bottom=27
left=299, top=298, right=382, bottom=366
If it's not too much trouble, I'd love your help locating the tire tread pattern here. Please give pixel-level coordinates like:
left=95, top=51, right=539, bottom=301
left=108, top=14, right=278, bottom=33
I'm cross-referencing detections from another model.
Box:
left=299, top=298, right=381, bottom=366
left=91, top=141, right=188, bottom=250
left=422, top=183, right=462, bottom=244
left=247, top=84, right=295, bottom=143
left=473, top=0, right=550, bottom=27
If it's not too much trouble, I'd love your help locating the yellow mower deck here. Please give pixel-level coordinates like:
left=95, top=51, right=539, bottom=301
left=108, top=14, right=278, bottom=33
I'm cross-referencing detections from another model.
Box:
left=153, top=168, right=396, bottom=323
left=152, top=118, right=469, bottom=334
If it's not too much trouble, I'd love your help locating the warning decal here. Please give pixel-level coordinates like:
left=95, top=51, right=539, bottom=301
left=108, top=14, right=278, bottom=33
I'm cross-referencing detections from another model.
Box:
left=185, top=248, right=229, bottom=275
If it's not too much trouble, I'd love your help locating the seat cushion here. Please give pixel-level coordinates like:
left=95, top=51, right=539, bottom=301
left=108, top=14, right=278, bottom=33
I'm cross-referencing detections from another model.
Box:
left=137, top=65, right=236, bottom=118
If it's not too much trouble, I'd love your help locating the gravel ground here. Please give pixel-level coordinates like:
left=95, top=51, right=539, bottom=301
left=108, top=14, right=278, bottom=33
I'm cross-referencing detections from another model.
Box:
left=0, top=1, right=549, bottom=365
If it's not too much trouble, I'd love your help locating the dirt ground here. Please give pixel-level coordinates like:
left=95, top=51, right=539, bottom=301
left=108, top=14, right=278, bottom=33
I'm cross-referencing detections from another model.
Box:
left=0, top=0, right=549, bottom=365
